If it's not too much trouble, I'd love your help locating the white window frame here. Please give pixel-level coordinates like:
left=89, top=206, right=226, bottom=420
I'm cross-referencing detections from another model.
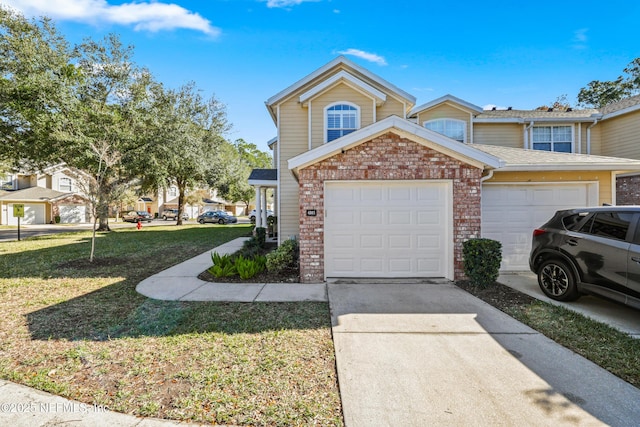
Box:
left=532, top=125, right=574, bottom=153
left=168, top=186, right=178, bottom=197
left=423, top=118, right=467, bottom=143
left=324, top=102, right=360, bottom=143
left=59, top=177, right=73, bottom=192
left=1, top=174, right=15, bottom=190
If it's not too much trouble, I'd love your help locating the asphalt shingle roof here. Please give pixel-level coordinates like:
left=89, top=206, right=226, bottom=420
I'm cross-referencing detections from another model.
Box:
left=0, top=187, right=70, bottom=201
left=248, top=169, right=277, bottom=181
left=472, top=144, right=640, bottom=170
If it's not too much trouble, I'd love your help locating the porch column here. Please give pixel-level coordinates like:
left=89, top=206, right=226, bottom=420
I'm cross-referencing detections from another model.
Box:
left=260, top=187, right=268, bottom=228
left=255, top=186, right=262, bottom=228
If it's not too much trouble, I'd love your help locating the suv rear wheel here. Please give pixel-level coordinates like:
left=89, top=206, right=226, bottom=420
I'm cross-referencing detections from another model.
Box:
left=537, top=259, right=580, bottom=301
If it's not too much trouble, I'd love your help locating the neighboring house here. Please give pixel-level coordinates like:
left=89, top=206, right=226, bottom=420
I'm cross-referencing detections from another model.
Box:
left=256, top=56, right=640, bottom=283
left=0, top=164, right=90, bottom=225
left=133, top=186, right=245, bottom=219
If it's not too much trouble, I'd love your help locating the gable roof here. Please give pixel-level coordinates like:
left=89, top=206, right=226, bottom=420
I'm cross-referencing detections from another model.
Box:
left=409, top=94, right=484, bottom=117
left=472, top=144, right=640, bottom=171
left=265, top=56, right=416, bottom=123
left=288, top=115, right=503, bottom=176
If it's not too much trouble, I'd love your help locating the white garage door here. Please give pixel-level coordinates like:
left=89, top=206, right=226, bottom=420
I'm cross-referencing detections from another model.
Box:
left=8, top=203, right=45, bottom=225
left=59, top=205, right=87, bottom=223
left=482, top=183, right=596, bottom=271
left=324, top=180, right=452, bottom=279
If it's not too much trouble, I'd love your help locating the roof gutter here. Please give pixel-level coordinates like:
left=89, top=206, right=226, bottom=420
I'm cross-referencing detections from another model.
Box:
left=587, top=118, right=600, bottom=155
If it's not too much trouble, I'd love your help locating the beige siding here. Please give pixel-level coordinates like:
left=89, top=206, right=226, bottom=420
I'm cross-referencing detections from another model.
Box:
left=377, top=96, right=406, bottom=120
left=417, top=103, right=471, bottom=142
left=473, top=123, right=523, bottom=148
left=309, top=83, right=374, bottom=149
left=600, top=111, right=640, bottom=159
left=486, top=170, right=612, bottom=205
left=278, top=98, right=309, bottom=239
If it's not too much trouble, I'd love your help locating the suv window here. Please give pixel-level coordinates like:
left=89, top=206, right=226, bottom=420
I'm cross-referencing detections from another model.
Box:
left=562, top=212, right=589, bottom=231
left=577, top=211, right=633, bottom=241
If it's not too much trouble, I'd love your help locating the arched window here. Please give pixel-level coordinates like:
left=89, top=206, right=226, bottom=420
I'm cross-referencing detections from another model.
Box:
left=424, top=119, right=466, bottom=143
left=325, top=103, right=359, bottom=143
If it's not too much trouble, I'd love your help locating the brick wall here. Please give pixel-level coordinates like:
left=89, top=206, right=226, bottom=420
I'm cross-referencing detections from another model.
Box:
left=297, top=132, right=483, bottom=283
left=616, top=175, right=640, bottom=205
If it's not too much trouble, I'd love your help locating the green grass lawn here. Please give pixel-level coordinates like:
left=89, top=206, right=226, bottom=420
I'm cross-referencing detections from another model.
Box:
left=0, top=225, right=342, bottom=426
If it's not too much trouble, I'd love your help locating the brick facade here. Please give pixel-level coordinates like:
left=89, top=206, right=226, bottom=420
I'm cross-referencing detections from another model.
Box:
left=297, top=132, right=483, bottom=283
left=616, top=175, right=640, bottom=205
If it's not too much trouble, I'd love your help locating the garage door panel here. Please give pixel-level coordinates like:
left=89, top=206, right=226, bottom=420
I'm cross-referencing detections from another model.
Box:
left=325, top=181, right=450, bottom=278
left=332, top=234, right=355, bottom=249
left=361, top=188, right=383, bottom=202
left=332, top=210, right=355, bottom=225
left=388, top=234, right=411, bottom=249
left=389, top=210, right=411, bottom=225
left=361, top=211, right=383, bottom=225
left=482, top=184, right=591, bottom=271
left=361, top=235, right=383, bottom=249
left=389, top=258, right=412, bottom=272
left=389, top=187, right=411, bottom=201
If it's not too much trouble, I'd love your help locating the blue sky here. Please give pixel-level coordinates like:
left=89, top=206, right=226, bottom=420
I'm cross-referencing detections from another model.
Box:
left=3, top=0, right=639, bottom=152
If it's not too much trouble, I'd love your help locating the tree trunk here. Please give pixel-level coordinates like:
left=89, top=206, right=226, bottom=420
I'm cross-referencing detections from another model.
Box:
left=95, top=188, right=111, bottom=231
left=176, top=181, right=186, bottom=226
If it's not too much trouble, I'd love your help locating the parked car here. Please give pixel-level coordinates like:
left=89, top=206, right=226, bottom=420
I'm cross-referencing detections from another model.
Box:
left=123, top=210, right=153, bottom=223
left=197, top=210, right=238, bottom=225
left=249, top=209, right=274, bottom=223
left=162, top=209, right=189, bottom=220
left=529, top=206, right=640, bottom=309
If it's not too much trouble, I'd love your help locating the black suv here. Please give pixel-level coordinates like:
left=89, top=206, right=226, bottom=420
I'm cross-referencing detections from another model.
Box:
left=529, top=206, right=640, bottom=309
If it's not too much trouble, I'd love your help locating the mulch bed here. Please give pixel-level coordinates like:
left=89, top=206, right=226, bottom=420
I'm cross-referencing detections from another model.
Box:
left=455, top=280, right=538, bottom=311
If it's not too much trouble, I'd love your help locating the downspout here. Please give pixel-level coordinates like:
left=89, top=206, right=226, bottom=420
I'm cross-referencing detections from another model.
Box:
left=587, top=119, right=599, bottom=155
left=524, top=121, right=534, bottom=149
left=481, top=169, right=494, bottom=182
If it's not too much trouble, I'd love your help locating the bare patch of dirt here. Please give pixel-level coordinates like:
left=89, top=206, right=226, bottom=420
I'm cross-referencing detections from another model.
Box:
left=456, top=280, right=538, bottom=311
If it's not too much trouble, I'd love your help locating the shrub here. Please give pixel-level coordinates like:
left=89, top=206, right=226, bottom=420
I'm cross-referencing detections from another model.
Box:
left=266, top=238, right=299, bottom=273
left=462, top=238, right=502, bottom=288
left=255, top=227, right=266, bottom=246
left=209, top=252, right=237, bottom=278
left=235, top=255, right=266, bottom=279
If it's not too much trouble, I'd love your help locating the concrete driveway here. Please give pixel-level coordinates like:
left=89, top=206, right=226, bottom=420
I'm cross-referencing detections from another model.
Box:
left=328, top=280, right=640, bottom=426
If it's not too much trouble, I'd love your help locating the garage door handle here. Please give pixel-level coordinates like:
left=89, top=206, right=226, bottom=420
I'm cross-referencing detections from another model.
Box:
left=567, top=239, right=579, bottom=246
left=632, top=257, right=640, bottom=264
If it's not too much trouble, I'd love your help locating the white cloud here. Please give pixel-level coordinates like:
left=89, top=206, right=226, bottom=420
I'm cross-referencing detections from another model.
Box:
left=2, top=0, right=220, bottom=36
left=264, top=0, right=318, bottom=8
left=338, top=48, right=387, bottom=66
left=572, top=28, right=588, bottom=49
left=573, top=28, right=588, bottom=42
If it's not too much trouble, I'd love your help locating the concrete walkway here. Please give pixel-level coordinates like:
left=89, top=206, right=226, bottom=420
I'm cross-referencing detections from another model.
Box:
left=328, top=280, right=640, bottom=426
left=136, top=238, right=327, bottom=302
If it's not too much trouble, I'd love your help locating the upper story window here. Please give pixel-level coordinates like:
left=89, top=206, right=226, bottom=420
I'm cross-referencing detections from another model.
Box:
left=168, top=186, right=178, bottom=197
left=325, top=103, right=359, bottom=143
left=424, top=119, right=466, bottom=143
left=59, top=177, right=73, bottom=192
left=1, top=174, right=14, bottom=190
left=532, top=126, right=572, bottom=153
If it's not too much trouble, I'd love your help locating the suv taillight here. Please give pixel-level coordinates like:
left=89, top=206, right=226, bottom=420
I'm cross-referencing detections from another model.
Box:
left=532, top=229, right=546, bottom=237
